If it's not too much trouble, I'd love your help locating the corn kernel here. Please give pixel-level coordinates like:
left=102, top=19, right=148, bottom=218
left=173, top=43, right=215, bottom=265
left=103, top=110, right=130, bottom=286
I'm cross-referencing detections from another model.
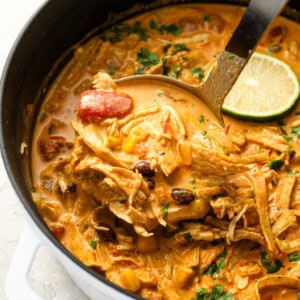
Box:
left=122, top=135, right=138, bottom=153
left=120, top=268, right=141, bottom=292
left=132, top=127, right=149, bottom=141
left=178, top=141, right=192, bottom=165
left=107, top=135, right=122, bottom=147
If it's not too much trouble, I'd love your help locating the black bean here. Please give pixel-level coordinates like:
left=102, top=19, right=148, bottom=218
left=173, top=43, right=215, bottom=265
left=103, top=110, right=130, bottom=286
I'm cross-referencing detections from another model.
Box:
left=145, top=177, right=155, bottom=190
left=171, top=188, right=195, bottom=204
left=132, top=160, right=155, bottom=177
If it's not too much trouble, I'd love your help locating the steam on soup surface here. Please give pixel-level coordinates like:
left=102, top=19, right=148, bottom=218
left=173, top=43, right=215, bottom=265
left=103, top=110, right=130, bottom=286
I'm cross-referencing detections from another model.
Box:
left=31, top=3, right=300, bottom=300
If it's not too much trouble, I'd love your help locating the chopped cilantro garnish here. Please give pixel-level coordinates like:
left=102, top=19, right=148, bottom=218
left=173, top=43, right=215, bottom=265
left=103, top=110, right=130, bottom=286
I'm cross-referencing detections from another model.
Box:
left=204, top=262, right=218, bottom=276
left=192, top=67, right=205, bottom=79
left=172, top=43, right=190, bottom=55
left=183, top=232, right=194, bottom=242
left=199, top=115, right=205, bottom=123
left=288, top=252, right=300, bottom=262
left=163, top=43, right=172, bottom=53
left=163, top=203, right=169, bottom=218
left=107, top=68, right=116, bottom=75
left=280, top=126, right=288, bottom=135
left=157, top=91, right=163, bottom=97
left=261, top=251, right=282, bottom=273
left=161, top=23, right=182, bottom=36
left=283, top=135, right=293, bottom=142
left=102, top=21, right=148, bottom=43
left=192, top=284, right=232, bottom=300
left=211, top=284, right=232, bottom=300
left=168, top=63, right=181, bottom=78
left=189, top=179, right=196, bottom=185
left=204, top=249, right=227, bottom=277
left=162, top=57, right=170, bottom=75
left=267, top=159, right=284, bottom=171
left=227, top=55, right=235, bottom=60
left=131, top=21, right=149, bottom=41
left=287, top=169, right=300, bottom=175
left=217, top=250, right=227, bottom=270
left=203, top=15, right=210, bottom=22
left=150, top=19, right=182, bottom=35
left=137, top=47, right=160, bottom=67
left=291, top=127, right=300, bottom=138
left=90, top=240, right=98, bottom=249
left=195, top=287, right=211, bottom=300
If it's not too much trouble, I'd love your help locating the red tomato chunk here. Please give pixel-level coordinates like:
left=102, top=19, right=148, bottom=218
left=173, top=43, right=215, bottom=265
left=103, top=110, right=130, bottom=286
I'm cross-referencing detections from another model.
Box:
left=78, top=90, right=133, bottom=120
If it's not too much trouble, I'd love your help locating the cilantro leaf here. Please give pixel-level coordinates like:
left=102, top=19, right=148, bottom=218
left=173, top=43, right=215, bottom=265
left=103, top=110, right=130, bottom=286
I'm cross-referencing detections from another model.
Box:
left=163, top=43, right=172, bottom=53
left=204, top=249, right=227, bottom=277
left=280, top=126, right=287, bottom=135
left=291, top=127, right=300, bottom=138
left=102, top=21, right=148, bottom=43
left=137, top=47, right=160, bottom=67
left=211, top=284, right=232, bottom=300
left=199, top=115, right=205, bottom=123
left=172, top=43, right=190, bottom=55
left=107, top=68, right=116, bottom=75
left=192, top=285, right=232, bottom=300
left=163, top=203, right=169, bottom=218
left=287, top=169, right=300, bottom=175
left=283, top=135, right=293, bottom=142
left=203, top=15, right=210, bottom=22
left=195, top=288, right=211, bottom=300
left=90, top=240, right=98, bottom=249
left=288, top=252, right=300, bottom=262
left=204, top=262, right=218, bottom=276
left=150, top=19, right=182, bottom=35
left=217, top=250, right=227, bottom=273
left=192, top=67, right=205, bottom=79
left=267, top=159, right=284, bottom=171
left=189, top=179, right=196, bottom=185
left=261, top=251, right=282, bottom=273
left=183, top=232, right=194, bottom=242
left=131, top=21, right=149, bottom=41
left=168, top=63, right=181, bottom=78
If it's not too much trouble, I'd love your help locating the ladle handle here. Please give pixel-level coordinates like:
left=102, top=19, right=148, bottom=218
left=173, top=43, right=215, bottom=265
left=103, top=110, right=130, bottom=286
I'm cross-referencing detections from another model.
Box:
left=226, top=0, right=289, bottom=58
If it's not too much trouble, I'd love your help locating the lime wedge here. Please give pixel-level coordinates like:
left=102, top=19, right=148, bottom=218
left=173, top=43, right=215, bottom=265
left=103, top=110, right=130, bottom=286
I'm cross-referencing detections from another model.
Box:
left=222, top=52, right=300, bottom=121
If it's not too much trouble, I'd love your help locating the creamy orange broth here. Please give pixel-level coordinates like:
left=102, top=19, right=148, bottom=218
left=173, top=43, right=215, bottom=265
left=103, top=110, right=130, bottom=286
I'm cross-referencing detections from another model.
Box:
left=31, top=3, right=300, bottom=300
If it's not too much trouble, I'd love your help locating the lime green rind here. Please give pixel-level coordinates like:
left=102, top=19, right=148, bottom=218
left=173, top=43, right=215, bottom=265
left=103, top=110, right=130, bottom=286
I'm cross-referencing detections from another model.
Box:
left=222, top=87, right=300, bottom=121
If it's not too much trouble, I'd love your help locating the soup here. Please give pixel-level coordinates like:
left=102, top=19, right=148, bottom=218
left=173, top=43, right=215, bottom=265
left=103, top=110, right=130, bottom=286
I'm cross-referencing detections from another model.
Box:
left=31, top=3, right=300, bottom=299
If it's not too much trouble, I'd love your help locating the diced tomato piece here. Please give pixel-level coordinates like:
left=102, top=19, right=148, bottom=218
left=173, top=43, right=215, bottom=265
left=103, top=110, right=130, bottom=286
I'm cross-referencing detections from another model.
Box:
left=225, top=124, right=231, bottom=135
left=78, top=90, right=133, bottom=120
left=162, top=119, right=172, bottom=135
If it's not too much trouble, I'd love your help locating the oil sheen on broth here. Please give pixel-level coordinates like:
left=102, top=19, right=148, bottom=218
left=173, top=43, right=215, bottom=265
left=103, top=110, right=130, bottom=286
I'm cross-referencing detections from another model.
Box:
left=31, top=4, right=300, bottom=300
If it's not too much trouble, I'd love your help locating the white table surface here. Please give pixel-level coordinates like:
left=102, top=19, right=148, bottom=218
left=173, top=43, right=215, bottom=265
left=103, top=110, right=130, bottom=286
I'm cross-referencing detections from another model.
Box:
left=0, top=1, right=89, bottom=299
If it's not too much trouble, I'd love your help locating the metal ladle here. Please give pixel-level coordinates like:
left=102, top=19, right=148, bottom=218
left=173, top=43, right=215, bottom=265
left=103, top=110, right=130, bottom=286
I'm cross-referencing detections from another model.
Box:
left=116, top=0, right=289, bottom=127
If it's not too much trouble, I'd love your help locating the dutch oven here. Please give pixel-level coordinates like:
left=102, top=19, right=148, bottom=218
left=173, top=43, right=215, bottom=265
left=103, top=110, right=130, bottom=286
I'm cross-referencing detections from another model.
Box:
left=1, top=0, right=300, bottom=299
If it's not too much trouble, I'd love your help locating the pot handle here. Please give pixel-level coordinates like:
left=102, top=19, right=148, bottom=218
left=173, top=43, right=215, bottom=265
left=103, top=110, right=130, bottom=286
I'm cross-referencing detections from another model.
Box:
left=5, top=223, right=43, bottom=300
